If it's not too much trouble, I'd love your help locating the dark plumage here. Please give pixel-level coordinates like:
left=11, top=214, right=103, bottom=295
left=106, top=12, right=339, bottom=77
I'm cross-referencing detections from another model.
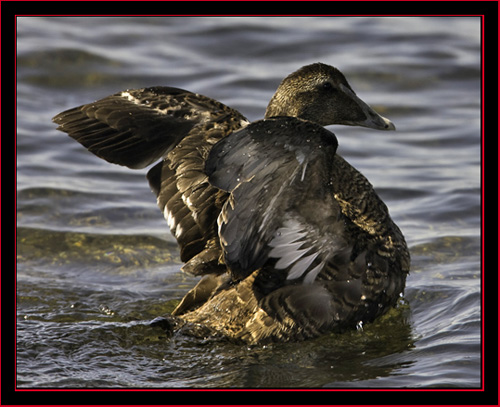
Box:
left=53, top=63, right=409, bottom=343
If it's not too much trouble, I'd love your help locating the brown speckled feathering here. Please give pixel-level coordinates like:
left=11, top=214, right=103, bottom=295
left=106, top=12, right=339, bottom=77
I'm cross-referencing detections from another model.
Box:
left=53, top=63, right=409, bottom=344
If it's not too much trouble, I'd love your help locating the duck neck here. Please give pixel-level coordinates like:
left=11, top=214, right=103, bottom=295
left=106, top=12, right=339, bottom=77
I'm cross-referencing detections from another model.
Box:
left=265, top=92, right=300, bottom=119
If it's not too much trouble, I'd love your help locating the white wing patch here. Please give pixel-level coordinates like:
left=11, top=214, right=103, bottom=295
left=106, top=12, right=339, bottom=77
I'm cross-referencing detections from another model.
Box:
left=120, top=90, right=217, bottom=122
left=163, top=205, right=176, bottom=231
left=239, top=119, right=251, bottom=128
left=120, top=90, right=174, bottom=115
left=268, top=219, right=325, bottom=284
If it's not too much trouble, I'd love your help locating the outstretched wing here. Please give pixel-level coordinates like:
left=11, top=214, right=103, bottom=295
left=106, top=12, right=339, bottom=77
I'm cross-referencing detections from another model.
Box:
left=206, top=117, right=346, bottom=282
left=54, top=87, right=249, bottom=271
left=53, top=86, right=247, bottom=169
left=54, top=87, right=197, bottom=169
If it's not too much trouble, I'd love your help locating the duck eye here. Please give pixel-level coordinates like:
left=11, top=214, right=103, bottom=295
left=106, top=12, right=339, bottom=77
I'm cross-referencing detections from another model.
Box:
left=322, top=82, right=334, bottom=91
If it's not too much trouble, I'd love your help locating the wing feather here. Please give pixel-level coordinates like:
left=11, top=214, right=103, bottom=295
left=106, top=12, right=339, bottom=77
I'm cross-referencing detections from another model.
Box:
left=55, top=87, right=248, bottom=272
left=206, top=117, right=342, bottom=282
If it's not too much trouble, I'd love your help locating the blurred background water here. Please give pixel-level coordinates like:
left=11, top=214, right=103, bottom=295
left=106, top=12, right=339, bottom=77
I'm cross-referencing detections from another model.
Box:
left=16, top=16, right=482, bottom=388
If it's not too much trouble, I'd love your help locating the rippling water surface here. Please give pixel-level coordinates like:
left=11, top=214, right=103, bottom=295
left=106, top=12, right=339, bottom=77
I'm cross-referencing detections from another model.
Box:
left=16, top=16, right=482, bottom=389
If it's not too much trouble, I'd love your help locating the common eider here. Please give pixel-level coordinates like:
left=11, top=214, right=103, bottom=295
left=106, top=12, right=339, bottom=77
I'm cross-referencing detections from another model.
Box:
left=53, top=63, right=410, bottom=344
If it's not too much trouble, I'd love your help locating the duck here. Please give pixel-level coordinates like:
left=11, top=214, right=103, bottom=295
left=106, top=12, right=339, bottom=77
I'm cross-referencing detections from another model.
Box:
left=53, top=63, right=410, bottom=344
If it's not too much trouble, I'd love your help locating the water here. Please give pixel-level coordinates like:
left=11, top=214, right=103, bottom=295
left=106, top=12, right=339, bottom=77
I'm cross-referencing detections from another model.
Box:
left=16, top=16, right=481, bottom=388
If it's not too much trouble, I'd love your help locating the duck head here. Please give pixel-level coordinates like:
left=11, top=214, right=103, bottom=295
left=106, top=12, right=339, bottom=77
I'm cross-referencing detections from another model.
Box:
left=265, top=63, right=395, bottom=130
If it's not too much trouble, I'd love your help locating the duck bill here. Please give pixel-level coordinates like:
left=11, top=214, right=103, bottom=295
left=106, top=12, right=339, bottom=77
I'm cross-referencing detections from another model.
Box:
left=340, top=84, right=396, bottom=131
